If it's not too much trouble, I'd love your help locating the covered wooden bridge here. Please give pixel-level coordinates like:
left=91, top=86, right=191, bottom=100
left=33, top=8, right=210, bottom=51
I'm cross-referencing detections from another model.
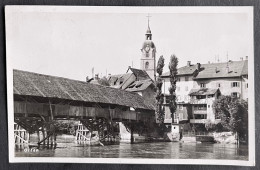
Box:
left=13, top=69, right=155, bottom=145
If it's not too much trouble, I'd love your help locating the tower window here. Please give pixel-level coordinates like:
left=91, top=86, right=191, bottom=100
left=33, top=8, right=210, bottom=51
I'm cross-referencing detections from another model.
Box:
left=145, top=62, right=149, bottom=69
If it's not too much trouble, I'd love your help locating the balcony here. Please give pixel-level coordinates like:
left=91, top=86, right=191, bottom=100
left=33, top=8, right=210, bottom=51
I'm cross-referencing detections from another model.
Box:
left=189, top=98, right=207, bottom=104
left=193, top=110, right=207, bottom=114
left=190, top=119, right=207, bottom=124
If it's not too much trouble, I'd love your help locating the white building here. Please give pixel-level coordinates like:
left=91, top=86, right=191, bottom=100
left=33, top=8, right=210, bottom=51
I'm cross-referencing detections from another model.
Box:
left=162, top=59, right=248, bottom=125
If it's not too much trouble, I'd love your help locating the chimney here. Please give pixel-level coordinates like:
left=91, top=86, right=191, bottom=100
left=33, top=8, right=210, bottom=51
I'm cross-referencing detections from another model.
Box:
left=215, top=67, right=218, bottom=73
left=246, top=56, right=248, bottom=60
left=94, top=74, right=99, bottom=80
left=241, top=57, right=243, bottom=61
left=226, top=66, right=229, bottom=74
left=208, top=61, right=210, bottom=64
left=187, top=61, right=191, bottom=67
left=86, top=76, right=89, bottom=82
left=196, top=63, right=201, bottom=71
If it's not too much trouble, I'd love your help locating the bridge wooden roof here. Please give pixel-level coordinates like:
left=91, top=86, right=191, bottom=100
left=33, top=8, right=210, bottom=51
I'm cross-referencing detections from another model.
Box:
left=13, top=69, right=155, bottom=110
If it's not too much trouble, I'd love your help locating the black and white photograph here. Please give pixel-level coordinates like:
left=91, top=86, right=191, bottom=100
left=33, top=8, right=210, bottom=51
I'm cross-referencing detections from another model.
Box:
left=5, top=6, right=255, bottom=165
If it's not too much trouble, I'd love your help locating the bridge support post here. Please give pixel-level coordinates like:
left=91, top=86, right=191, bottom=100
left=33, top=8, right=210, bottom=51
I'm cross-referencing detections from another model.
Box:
left=119, top=122, right=132, bottom=142
left=75, top=123, right=91, bottom=142
left=14, top=123, right=29, bottom=144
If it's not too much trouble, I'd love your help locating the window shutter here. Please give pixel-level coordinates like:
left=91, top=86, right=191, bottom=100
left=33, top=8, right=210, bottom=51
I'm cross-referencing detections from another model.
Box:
left=231, top=82, right=233, bottom=87
left=238, top=82, right=240, bottom=87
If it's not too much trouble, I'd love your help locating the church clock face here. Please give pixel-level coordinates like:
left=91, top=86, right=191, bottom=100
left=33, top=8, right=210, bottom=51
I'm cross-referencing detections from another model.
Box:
left=145, top=46, right=150, bottom=53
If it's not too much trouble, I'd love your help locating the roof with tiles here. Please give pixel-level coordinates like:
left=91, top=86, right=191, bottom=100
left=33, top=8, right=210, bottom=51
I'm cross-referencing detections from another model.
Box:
left=195, top=60, right=248, bottom=79
left=108, top=67, right=153, bottom=91
left=13, top=69, right=155, bottom=110
left=107, top=73, right=132, bottom=88
left=189, top=88, right=220, bottom=96
left=129, top=67, right=152, bottom=80
left=125, top=79, right=154, bottom=92
left=161, top=65, right=197, bottom=77
left=162, top=60, right=248, bottom=79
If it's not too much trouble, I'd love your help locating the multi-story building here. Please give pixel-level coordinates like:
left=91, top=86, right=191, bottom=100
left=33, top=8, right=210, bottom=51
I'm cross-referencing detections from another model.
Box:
left=162, top=59, right=248, bottom=126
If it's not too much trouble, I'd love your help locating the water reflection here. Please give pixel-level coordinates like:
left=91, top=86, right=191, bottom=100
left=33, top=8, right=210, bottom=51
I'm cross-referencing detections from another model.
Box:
left=15, top=136, right=248, bottom=160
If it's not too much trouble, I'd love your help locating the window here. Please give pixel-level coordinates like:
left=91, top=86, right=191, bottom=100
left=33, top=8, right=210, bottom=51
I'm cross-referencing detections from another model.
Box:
left=197, top=95, right=206, bottom=99
left=200, top=83, right=205, bottom=88
left=145, top=62, right=149, bottom=69
left=177, top=77, right=181, bottom=82
left=194, top=114, right=207, bottom=119
left=207, top=94, right=214, bottom=98
left=185, top=86, right=188, bottom=91
left=119, top=77, right=124, bottom=84
left=185, top=76, right=189, bottom=81
left=231, top=92, right=239, bottom=98
left=179, top=113, right=183, bottom=120
left=208, top=105, right=210, bottom=108
left=246, top=83, right=248, bottom=88
left=231, top=82, right=240, bottom=87
left=217, top=83, right=221, bottom=88
left=178, top=105, right=183, bottom=110
left=198, top=105, right=206, bottom=110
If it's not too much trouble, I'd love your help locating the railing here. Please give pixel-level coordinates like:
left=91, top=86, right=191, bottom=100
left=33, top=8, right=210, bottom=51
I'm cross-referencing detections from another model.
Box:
left=190, top=119, right=207, bottom=124
left=189, top=99, right=207, bottom=104
left=182, top=131, right=211, bottom=137
left=193, top=110, right=207, bottom=114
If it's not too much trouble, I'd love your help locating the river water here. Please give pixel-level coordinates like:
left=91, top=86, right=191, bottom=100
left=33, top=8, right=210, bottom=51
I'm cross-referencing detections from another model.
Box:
left=15, top=135, right=248, bottom=160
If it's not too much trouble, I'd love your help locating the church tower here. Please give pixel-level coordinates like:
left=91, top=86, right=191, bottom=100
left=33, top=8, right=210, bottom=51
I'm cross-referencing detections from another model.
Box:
left=140, top=16, right=156, bottom=80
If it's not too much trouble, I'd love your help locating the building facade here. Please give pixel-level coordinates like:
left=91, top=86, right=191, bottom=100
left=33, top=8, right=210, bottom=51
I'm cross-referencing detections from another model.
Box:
left=162, top=59, right=248, bottom=126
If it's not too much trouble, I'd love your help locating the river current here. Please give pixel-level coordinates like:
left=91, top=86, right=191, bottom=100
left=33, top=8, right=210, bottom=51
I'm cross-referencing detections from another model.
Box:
left=15, top=135, right=248, bottom=160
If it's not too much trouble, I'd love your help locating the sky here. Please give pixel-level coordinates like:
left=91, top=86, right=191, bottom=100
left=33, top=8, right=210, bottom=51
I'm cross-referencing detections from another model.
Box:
left=6, top=6, right=253, bottom=81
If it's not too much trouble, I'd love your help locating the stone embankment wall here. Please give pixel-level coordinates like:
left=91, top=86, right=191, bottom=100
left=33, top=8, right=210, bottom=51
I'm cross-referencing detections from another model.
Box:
left=213, top=132, right=238, bottom=144
left=181, top=132, right=238, bottom=144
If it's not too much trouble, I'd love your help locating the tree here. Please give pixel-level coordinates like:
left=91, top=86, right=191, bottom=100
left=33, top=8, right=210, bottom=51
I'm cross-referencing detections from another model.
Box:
left=155, top=55, right=165, bottom=125
left=168, top=55, right=178, bottom=122
left=213, top=95, right=248, bottom=142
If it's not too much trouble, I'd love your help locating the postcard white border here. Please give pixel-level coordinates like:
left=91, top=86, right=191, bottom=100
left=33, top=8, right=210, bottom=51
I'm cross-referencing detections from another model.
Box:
left=5, top=6, right=255, bottom=166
